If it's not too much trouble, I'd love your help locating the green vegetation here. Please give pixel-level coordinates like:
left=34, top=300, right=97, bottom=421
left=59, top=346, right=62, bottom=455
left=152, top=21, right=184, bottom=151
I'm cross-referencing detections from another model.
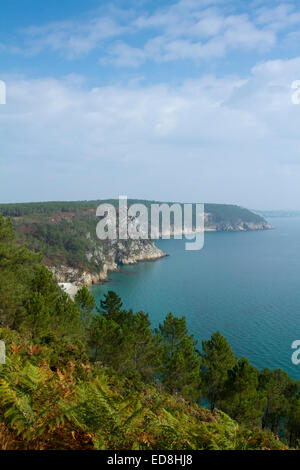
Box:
left=201, top=331, right=236, bottom=412
left=205, top=203, right=264, bottom=225
left=0, top=212, right=294, bottom=450
left=155, top=313, right=201, bottom=402
left=0, top=199, right=267, bottom=226
left=0, top=200, right=269, bottom=276
left=12, top=212, right=104, bottom=272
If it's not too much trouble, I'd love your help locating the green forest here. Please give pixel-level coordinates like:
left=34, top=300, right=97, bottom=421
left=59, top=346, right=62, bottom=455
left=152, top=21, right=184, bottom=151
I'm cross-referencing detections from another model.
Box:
left=0, top=212, right=298, bottom=450
left=0, top=200, right=268, bottom=276
left=0, top=199, right=265, bottom=225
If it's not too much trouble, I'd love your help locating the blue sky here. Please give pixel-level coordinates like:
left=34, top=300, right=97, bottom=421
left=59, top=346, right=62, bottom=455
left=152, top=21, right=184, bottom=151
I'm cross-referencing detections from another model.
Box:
left=1, top=0, right=300, bottom=208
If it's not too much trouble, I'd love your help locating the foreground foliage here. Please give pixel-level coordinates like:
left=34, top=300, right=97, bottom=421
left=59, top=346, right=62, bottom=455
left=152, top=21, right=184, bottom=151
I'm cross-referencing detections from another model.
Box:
left=0, top=341, right=287, bottom=450
left=0, top=212, right=295, bottom=450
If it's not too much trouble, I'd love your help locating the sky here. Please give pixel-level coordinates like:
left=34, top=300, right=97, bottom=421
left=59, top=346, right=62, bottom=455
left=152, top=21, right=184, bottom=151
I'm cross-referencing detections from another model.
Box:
left=1, top=0, right=300, bottom=209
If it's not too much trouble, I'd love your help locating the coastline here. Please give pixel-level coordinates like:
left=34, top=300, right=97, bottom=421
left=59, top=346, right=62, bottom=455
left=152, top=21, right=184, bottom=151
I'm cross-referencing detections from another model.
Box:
left=52, top=223, right=273, bottom=296
left=53, top=248, right=168, bottom=295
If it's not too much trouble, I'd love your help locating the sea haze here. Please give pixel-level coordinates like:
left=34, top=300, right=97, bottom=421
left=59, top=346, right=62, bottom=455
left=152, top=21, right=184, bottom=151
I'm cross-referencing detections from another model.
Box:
left=90, top=217, right=300, bottom=379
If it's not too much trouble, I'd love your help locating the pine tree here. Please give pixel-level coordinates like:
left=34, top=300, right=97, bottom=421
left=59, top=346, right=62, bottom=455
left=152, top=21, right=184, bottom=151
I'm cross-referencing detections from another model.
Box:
left=75, top=286, right=96, bottom=329
left=98, top=291, right=125, bottom=323
left=220, top=357, right=266, bottom=426
left=126, top=310, right=159, bottom=381
left=0, top=213, right=42, bottom=329
left=201, top=331, right=237, bottom=411
left=89, top=314, right=124, bottom=367
left=287, top=394, right=300, bottom=448
left=156, top=313, right=201, bottom=402
left=259, top=368, right=297, bottom=435
left=90, top=293, right=158, bottom=381
left=24, top=291, right=51, bottom=341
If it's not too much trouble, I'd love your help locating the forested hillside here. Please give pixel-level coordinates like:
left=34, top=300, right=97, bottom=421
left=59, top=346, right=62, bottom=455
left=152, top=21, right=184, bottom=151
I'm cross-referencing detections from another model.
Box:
left=0, top=200, right=271, bottom=283
left=0, top=199, right=269, bottom=226
left=0, top=212, right=297, bottom=450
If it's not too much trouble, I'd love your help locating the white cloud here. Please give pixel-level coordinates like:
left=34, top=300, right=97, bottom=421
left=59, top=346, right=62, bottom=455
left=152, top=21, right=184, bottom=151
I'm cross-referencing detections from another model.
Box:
left=2, top=58, right=300, bottom=207
left=223, top=15, right=276, bottom=51
left=103, top=42, right=146, bottom=67
left=20, top=16, right=128, bottom=58
left=255, top=3, right=300, bottom=31
left=106, top=6, right=277, bottom=66
left=6, top=0, right=300, bottom=65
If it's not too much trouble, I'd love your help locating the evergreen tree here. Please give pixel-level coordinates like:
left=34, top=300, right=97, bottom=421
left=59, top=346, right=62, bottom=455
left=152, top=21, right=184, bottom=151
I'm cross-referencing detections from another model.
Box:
left=0, top=213, right=41, bottom=329
left=287, top=392, right=300, bottom=448
left=89, top=314, right=124, bottom=367
left=258, top=368, right=296, bottom=435
left=98, top=291, right=125, bottom=323
left=220, top=358, right=266, bottom=426
left=29, top=265, right=60, bottom=304
left=0, top=211, right=296, bottom=450
left=90, top=293, right=158, bottom=381
left=53, top=293, right=83, bottom=341
left=156, top=313, right=201, bottom=402
left=126, top=311, right=159, bottom=381
left=201, top=331, right=237, bottom=411
left=75, top=286, right=96, bottom=329
left=24, top=291, right=51, bottom=341
left=90, top=291, right=133, bottom=371
left=23, top=266, right=84, bottom=352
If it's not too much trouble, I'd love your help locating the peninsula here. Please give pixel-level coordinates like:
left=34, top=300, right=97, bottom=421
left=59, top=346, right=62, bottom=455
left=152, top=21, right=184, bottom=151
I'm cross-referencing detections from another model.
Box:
left=0, top=200, right=272, bottom=286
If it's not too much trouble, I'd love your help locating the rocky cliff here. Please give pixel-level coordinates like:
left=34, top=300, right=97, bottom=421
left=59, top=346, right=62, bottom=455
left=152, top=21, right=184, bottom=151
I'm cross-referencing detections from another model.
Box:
left=0, top=199, right=272, bottom=287
left=50, top=239, right=166, bottom=286
left=204, top=211, right=272, bottom=231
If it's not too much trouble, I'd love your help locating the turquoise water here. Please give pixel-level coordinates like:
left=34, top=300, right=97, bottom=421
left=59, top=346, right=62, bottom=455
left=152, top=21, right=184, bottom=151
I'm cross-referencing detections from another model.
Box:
left=90, top=217, right=300, bottom=379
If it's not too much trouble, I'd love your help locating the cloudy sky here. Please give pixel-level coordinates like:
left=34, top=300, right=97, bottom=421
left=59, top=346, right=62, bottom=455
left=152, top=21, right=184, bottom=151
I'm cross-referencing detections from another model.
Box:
left=1, top=0, right=300, bottom=209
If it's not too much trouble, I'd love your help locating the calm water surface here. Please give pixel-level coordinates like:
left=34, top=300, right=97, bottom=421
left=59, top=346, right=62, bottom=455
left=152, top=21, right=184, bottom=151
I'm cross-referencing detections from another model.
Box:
left=90, top=217, right=300, bottom=379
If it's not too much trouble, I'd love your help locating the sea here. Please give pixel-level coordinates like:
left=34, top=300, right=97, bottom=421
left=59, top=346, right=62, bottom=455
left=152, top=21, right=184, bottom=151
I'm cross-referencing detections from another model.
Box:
left=90, top=217, right=300, bottom=379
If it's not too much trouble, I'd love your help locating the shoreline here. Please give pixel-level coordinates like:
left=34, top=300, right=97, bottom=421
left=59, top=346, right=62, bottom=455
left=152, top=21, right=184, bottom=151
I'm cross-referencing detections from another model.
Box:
left=55, top=251, right=168, bottom=296
left=54, top=224, right=273, bottom=296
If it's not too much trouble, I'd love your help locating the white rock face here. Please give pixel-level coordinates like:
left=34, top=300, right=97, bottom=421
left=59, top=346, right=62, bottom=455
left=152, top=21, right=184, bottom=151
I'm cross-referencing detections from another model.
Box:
left=50, top=239, right=166, bottom=287
left=58, top=283, right=80, bottom=298
left=49, top=212, right=271, bottom=290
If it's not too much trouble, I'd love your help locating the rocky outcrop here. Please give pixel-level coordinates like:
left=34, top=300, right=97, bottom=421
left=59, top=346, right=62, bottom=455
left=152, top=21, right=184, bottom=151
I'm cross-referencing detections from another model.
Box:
left=49, top=217, right=272, bottom=288
left=207, top=222, right=273, bottom=232
left=50, top=239, right=166, bottom=287
left=42, top=204, right=272, bottom=289
left=50, top=263, right=115, bottom=287
left=115, top=240, right=166, bottom=265
left=204, top=213, right=273, bottom=232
